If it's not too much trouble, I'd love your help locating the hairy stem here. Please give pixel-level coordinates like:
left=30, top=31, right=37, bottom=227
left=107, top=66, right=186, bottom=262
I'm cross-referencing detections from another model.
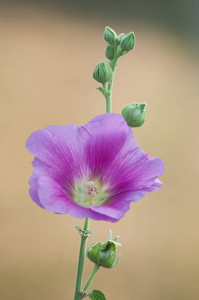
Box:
left=83, top=264, right=100, bottom=293
left=106, top=50, right=119, bottom=113
left=74, top=218, right=91, bottom=300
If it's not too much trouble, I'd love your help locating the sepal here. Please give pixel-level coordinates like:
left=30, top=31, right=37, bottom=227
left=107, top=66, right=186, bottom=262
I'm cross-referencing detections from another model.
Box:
left=87, top=242, right=101, bottom=265
left=86, top=230, right=121, bottom=269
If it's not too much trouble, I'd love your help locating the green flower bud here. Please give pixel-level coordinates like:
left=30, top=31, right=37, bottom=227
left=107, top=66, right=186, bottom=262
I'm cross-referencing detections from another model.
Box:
left=122, top=102, right=147, bottom=127
left=105, top=45, right=115, bottom=60
left=120, top=32, right=135, bottom=51
left=104, top=26, right=117, bottom=45
left=93, top=61, right=113, bottom=84
left=86, top=231, right=121, bottom=269
left=118, top=33, right=125, bottom=40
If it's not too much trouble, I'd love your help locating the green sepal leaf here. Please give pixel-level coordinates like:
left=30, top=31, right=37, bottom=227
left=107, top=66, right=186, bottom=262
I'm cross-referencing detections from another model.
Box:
left=110, top=253, right=121, bottom=268
left=108, top=230, right=120, bottom=246
left=88, top=289, right=106, bottom=300
left=86, top=242, right=101, bottom=264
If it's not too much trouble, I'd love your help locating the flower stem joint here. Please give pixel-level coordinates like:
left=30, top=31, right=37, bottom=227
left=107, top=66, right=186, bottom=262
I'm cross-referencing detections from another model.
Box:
left=122, top=102, right=147, bottom=127
left=86, top=231, right=121, bottom=269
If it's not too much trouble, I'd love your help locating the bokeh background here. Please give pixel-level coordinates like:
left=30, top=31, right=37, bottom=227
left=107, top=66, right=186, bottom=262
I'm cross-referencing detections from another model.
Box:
left=1, top=1, right=199, bottom=299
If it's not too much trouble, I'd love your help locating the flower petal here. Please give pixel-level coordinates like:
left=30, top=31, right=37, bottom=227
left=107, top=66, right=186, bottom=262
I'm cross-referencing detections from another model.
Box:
left=104, top=147, right=164, bottom=194
left=26, top=124, right=87, bottom=194
left=90, top=179, right=163, bottom=221
left=90, top=200, right=131, bottom=222
left=81, top=113, right=138, bottom=179
left=29, top=169, right=44, bottom=208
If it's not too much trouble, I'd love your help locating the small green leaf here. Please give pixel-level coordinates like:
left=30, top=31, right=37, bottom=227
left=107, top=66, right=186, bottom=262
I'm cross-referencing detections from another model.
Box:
left=88, top=289, right=106, bottom=300
left=97, top=87, right=106, bottom=94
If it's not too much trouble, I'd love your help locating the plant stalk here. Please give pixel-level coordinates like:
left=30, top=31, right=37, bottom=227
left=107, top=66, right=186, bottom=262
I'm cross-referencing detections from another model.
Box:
left=83, top=264, right=100, bottom=293
left=106, top=50, right=119, bottom=113
left=74, top=218, right=90, bottom=300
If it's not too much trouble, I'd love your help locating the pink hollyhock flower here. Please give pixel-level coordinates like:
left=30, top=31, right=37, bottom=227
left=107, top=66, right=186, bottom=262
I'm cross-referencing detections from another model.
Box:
left=26, top=113, right=164, bottom=222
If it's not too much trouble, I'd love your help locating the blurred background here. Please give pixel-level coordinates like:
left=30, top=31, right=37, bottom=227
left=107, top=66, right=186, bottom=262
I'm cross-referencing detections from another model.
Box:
left=1, top=1, right=199, bottom=299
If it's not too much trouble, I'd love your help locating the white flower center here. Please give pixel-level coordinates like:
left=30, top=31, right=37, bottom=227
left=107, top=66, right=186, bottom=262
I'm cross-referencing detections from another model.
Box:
left=73, top=179, right=109, bottom=208
left=84, top=181, right=98, bottom=198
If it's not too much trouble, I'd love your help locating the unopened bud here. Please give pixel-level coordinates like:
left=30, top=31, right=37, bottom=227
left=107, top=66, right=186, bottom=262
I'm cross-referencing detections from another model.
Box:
left=120, top=32, right=135, bottom=52
left=122, top=102, right=147, bottom=127
left=86, top=230, right=121, bottom=269
left=104, top=26, right=117, bottom=45
left=118, top=33, right=125, bottom=40
left=93, top=61, right=113, bottom=84
left=105, top=45, right=115, bottom=60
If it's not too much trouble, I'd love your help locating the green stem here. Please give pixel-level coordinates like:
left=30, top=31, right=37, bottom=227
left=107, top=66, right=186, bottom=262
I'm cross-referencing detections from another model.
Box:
left=106, top=51, right=119, bottom=113
left=74, top=218, right=91, bottom=300
left=83, top=264, right=100, bottom=293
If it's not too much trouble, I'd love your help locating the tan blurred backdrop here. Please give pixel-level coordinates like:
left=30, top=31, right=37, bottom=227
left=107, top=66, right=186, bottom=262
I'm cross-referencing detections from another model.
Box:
left=0, top=2, right=199, bottom=300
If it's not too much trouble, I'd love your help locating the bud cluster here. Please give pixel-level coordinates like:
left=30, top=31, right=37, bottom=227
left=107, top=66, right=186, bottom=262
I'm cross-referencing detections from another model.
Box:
left=93, top=26, right=135, bottom=86
left=92, top=26, right=147, bottom=127
left=103, top=26, right=135, bottom=55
